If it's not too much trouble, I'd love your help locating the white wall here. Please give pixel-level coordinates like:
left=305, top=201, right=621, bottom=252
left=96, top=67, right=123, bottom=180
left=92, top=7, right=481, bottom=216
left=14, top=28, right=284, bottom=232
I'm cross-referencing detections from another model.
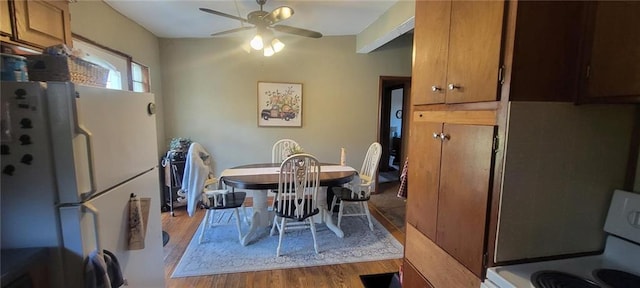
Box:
left=159, top=34, right=413, bottom=175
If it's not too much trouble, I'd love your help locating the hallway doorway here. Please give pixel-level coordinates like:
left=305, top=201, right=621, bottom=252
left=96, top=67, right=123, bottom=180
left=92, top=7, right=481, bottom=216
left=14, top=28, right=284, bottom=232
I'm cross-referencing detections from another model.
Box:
left=378, top=76, right=411, bottom=174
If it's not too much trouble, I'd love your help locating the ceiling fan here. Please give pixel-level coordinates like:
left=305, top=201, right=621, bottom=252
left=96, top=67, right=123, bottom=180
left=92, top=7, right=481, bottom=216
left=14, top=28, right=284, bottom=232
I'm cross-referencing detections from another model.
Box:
left=199, top=0, right=323, bottom=39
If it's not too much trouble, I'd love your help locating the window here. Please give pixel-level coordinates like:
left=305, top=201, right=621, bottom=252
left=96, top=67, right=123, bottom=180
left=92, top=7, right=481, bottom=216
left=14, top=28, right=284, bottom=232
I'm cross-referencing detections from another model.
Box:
left=132, top=61, right=150, bottom=93
left=72, top=37, right=130, bottom=90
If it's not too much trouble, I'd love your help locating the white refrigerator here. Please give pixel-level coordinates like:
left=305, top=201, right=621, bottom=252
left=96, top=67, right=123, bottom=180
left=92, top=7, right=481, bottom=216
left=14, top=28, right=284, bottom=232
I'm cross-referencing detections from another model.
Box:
left=1, top=81, right=166, bottom=287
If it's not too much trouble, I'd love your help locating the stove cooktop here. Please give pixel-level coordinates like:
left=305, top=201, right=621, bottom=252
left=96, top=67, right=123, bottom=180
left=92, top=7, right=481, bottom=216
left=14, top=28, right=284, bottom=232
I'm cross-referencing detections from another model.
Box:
left=529, top=269, right=640, bottom=288
left=593, top=269, right=640, bottom=288
left=531, top=271, right=599, bottom=288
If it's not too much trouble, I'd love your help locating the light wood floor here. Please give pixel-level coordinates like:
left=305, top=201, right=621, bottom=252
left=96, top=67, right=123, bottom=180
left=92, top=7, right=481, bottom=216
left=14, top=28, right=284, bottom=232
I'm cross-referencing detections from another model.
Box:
left=162, top=199, right=405, bottom=288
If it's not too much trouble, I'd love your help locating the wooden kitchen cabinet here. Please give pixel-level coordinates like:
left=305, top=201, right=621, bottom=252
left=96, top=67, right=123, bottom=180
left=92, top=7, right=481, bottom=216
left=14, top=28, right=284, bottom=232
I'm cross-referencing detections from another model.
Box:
left=579, top=1, right=640, bottom=103
left=406, top=119, right=440, bottom=241
left=406, top=110, right=496, bottom=277
left=1, top=0, right=71, bottom=50
left=411, top=0, right=504, bottom=105
left=1, top=1, right=12, bottom=37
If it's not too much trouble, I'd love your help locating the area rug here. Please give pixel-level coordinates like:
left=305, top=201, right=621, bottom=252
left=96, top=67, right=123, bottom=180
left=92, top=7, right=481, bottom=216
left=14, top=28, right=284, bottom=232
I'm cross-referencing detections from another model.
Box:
left=171, top=208, right=403, bottom=277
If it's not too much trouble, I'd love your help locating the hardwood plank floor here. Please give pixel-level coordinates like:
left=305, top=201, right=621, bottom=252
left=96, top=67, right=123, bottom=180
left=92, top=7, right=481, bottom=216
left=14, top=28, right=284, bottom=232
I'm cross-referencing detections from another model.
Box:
left=162, top=199, right=405, bottom=288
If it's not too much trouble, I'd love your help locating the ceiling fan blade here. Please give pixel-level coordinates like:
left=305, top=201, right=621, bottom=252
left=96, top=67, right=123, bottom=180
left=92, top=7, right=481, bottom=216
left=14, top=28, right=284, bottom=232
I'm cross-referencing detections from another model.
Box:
left=273, top=25, right=323, bottom=38
left=199, top=8, right=248, bottom=23
left=264, top=6, right=294, bottom=25
left=211, top=26, right=255, bottom=37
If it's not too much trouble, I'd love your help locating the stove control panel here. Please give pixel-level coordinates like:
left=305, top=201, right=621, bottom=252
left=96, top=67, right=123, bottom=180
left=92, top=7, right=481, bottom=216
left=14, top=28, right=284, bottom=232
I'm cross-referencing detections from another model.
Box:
left=604, top=190, right=640, bottom=243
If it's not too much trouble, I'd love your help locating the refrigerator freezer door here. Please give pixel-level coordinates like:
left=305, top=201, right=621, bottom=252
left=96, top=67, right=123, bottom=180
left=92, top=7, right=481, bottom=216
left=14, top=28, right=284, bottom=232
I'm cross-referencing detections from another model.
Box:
left=59, top=169, right=165, bottom=287
left=48, top=83, right=159, bottom=203
left=1, top=82, right=60, bottom=248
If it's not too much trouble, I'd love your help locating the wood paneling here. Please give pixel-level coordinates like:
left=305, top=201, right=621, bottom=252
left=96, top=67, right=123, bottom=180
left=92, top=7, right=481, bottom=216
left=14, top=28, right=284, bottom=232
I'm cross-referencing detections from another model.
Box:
left=402, top=259, right=434, bottom=288
left=583, top=1, right=640, bottom=100
left=413, top=110, right=497, bottom=126
left=406, top=121, right=441, bottom=240
left=405, top=225, right=480, bottom=288
left=437, top=124, right=495, bottom=276
left=508, top=1, right=584, bottom=102
left=163, top=203, right=404, bottom=288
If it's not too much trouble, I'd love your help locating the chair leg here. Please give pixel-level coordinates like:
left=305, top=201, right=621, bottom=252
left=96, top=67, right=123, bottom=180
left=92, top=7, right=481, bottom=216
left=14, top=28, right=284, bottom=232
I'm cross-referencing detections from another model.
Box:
left=363, top=201, right=374, bottom=231
left=270, top=215, right=279, bottom=236
left=330, top=195, right=338, bottom=216
left=337, top=200, right=345, bottom=228
left=199, top=209, right=212, bottom=244
left=276, top=217, right=286, bottom=257
left=233, top=208, right=243, bottom=242
left=309, top=219, right=319, bottom=254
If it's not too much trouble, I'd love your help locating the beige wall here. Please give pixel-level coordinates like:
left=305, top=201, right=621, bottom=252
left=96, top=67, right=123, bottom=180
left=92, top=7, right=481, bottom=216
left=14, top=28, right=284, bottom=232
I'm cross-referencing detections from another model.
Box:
left=160, top=34, right=413, bottom=175
left=69, top=0, right=165, bottom=153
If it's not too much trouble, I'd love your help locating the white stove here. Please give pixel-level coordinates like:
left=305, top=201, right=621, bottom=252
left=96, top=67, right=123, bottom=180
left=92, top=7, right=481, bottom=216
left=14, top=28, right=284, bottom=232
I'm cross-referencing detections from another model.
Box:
left=483, top=190, right=640, bottom=288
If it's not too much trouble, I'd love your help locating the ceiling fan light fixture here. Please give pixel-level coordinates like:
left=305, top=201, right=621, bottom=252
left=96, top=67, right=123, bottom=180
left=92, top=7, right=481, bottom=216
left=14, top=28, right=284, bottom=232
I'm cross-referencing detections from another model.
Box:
left=272, top=38, right=285, bottom=53
left=250, top=34, right=264, bottom=50
left=263, top=45, right=275, bottom=57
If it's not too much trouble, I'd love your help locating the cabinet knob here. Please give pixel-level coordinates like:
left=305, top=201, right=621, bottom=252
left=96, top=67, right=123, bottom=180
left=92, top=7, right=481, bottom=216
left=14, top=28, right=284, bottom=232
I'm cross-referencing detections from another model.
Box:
left=448, top=84, right=461, bottom=90
left=431, top=86, right=442, bottom=92
left=433, top=133, right=449, bottom=141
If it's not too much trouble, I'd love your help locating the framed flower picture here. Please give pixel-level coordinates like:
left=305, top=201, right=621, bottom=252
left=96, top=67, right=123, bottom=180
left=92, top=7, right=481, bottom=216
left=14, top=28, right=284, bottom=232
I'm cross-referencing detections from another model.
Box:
left=257, top=82, right=302, bottom=127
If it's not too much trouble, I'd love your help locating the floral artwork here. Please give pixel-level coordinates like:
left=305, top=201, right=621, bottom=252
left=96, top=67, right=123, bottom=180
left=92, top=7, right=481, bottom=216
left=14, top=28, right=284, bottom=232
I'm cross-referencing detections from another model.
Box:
left=258, top=82, right=302, bottom=127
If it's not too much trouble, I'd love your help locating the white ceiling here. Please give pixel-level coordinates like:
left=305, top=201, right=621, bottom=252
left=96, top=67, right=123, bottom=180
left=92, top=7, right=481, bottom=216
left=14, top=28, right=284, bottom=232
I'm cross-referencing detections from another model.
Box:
left=104, top=0, right=400, bottom=39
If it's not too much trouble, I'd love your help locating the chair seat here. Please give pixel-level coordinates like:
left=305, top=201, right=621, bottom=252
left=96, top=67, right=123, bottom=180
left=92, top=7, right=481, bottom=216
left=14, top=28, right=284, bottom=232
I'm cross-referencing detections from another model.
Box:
left=204, top=191, right=246, bottom=209
left=274, top=199, right=320, bottom=220
left=332, top=187, right=370, bottom=202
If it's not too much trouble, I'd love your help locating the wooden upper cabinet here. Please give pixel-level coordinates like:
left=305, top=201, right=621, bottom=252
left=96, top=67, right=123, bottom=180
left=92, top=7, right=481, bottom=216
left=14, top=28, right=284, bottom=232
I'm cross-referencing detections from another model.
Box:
left=411, top=0, right=504, bottom=105
left=406, top=115, right=441, bottom=241
left=12, top=0, right=71, bottom=49
left=412, top=0, right=450, bottom=105
left=580, top=1, right=640, bottom=102
left=446, top=1, right=504, bottom=104
left=1, top=1, right=12, bottom=37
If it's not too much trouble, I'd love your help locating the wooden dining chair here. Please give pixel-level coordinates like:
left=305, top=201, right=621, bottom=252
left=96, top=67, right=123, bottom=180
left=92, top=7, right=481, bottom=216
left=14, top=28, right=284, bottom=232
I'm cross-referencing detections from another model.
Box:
left=269, top=139, right=300, bottom=209
left=269, top=153, right=321, bottom=257
left=198, top=177, right=247, bottom=244
left=272, top=139, right=301, bottom=164
left=330, top=142, right=382, bottom=231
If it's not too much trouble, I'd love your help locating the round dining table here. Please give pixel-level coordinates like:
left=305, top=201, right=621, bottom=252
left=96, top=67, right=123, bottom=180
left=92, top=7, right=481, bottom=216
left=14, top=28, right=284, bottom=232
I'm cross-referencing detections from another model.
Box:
left=220, top=163, right=357, bottom=246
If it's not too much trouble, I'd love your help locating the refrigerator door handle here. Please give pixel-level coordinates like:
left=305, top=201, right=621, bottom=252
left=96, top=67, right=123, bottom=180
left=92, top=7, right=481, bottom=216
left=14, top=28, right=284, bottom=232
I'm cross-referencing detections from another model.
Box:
left=76, top=122, right=97, bottom=200
left=82, top=202, right=102, bottom=257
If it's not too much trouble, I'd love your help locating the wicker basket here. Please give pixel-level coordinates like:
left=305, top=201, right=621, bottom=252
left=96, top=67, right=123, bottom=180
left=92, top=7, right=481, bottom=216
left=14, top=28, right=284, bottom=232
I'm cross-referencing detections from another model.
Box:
left=26, top=55, right=109, bottom=87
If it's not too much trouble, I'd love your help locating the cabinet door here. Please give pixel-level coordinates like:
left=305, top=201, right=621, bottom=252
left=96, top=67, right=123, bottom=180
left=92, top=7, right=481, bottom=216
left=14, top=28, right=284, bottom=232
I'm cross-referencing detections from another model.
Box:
left=436, top=124, right=495, bottom=277
left=406, top=117, right=441, bottom=241
left=583, top=1, right=640, bottom=100
left=446, top=1, right=504, bottom=103
left=1, top=0, right=12, bottom=37
left=411, top=0, right=450, bottom=105
left=13, top=0, right=71, bottom=48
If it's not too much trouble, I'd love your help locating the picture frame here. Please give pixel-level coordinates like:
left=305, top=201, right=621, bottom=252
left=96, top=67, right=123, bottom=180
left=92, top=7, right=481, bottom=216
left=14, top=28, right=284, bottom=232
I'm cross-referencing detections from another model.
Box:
left=257, top=82, right=303, bottom=127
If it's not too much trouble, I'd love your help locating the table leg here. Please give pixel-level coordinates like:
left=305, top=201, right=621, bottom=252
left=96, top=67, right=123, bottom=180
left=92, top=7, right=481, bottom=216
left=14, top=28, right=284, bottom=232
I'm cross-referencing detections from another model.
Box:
left=241, top=190, right=270, bottom=246
left=317, top=187, right=344, bottom=238
left=323, top=208, right=344, bottom=238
